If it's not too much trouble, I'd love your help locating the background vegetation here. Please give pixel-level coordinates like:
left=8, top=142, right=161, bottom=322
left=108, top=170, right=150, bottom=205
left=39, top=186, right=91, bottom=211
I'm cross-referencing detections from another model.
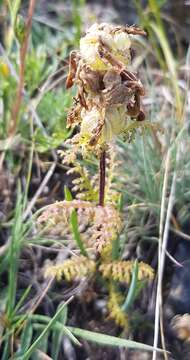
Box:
left=0, top=1, right=189, bottom=359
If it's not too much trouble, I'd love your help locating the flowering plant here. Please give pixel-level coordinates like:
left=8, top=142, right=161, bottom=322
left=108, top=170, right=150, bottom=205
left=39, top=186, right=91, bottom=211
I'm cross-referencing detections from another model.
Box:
left=38, top=23, right=154, bottom=330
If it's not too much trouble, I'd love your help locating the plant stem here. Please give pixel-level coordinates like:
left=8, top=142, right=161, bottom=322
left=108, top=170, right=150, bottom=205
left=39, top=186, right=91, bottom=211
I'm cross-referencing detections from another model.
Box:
left=9, top=0, right=36, bottom=136
left=99, top=149, right=106, bottom=206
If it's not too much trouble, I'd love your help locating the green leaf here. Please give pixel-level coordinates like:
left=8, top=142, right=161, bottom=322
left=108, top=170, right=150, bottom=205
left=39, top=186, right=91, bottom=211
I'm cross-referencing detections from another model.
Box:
left=117, top=193, right=124, bottom=212
left=67, top=326, right=165, bottom=353
left=34, top=129, right=70, bottom=152
left=13, top=285, right=32, bottom=315
left=18, top=320, right=33, bottom=354
left=122, top=260, right=138, bottom=312
left=64, top=186, right=88, bottom=257
left=6, top=184, right=24, bottom=319
left=15, top=14, right=26, bottom=44
left=149, top=22, right=182, bottom=119
left=70, top=209, right=88, bottom=257
left=20, top=297, right=73, bottom=360
left=112, top=237, right=120, bottom=260
left=51, top=304, right=68, bottom=360
left=30, top=314, right=81, bottom=347
left=31, top=333, right=48, bottom=360
left=64, top=186, right=73, bottom=201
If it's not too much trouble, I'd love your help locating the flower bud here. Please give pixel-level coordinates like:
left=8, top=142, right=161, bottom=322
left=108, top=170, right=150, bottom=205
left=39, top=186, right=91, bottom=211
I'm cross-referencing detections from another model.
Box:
left=14, top=15, right=26, bottom=44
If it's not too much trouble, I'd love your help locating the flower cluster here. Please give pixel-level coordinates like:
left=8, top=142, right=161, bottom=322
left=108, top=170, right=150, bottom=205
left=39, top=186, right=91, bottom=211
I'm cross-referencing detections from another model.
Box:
left=66, top=23, right=146, bottom=151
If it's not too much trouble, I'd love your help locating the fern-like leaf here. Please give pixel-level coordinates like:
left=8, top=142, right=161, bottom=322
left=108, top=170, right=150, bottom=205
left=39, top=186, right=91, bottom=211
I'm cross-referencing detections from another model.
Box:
left=107, top=285, right=129, bottom=329
left=99, top=260, right=154, bottom=283
left=37, top=200, right=122, bottom=254
left=44, top=255, right=96, bottom=281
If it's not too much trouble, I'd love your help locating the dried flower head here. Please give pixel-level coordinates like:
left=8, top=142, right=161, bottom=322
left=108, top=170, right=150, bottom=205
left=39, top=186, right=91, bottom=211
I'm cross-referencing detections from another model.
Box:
left=79, top=23, right=132, bottom=71
left=171, top=314, right=190, bottom=342
left=66, top=23, right=146, bottom=150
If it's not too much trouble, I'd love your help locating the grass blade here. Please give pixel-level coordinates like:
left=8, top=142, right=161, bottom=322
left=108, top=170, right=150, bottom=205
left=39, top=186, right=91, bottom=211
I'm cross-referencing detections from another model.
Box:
left=64, top=186, right=88, bottom=256
left=67, top=326, right=165, bottom=353
left=122, top=260, right=138, bottom=312
left=70, top=209, right=88, bottom=256
left=29, top=313, right=81, bottom=346
left=51, top=304, right=68, bottom=360
left=20, top=297, right=73, bottom=360
left=6, top=185, right=24, bottom=318
left=13, top=285, right=32, bottom=315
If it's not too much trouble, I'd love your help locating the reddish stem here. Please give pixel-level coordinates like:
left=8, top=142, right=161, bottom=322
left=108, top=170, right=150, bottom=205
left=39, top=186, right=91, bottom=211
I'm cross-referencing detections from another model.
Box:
left=99, top=150, right=106, bottom=207
left=9, top=0, right=36, bottom=136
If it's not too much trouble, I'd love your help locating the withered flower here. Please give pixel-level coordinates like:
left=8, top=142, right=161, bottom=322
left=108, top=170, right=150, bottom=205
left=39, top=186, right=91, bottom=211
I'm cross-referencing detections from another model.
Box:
left=66, top=23, right=146, bottom=150
left=79, top=23, right=132, bottom=71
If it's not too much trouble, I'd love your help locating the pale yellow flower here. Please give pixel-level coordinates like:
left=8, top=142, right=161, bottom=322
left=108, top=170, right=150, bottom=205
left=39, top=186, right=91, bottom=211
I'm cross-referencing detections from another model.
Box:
left=80, top=105, right=129, bottom=144
left=80, top=107, right=101, bottom=140
left=0, top=60, right=10, bottom=77
left=80, top=23, right=132, bottom=71
left=104, top=106, right=128, bottom=141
